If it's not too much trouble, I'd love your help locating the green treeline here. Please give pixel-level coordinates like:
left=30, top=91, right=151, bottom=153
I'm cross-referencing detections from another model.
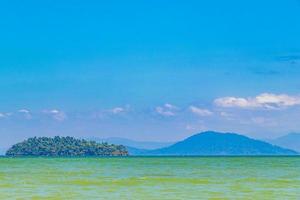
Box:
left=6, top=136, right=128, bottom=157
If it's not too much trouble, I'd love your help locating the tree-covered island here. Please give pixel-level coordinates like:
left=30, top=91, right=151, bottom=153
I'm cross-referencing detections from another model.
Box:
left=6, top=136, right=128, bottom=157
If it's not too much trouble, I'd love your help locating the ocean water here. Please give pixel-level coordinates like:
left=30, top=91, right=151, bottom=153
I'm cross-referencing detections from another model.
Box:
left=0, top=157, right=299, bottom=199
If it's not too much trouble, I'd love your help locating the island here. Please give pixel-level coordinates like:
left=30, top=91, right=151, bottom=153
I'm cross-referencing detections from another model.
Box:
left=6, top=136, right=128, bottom=157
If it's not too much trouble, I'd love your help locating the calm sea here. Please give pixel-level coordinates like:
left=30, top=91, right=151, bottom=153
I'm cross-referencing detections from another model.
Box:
left=0, top=157, right=299, bottom=199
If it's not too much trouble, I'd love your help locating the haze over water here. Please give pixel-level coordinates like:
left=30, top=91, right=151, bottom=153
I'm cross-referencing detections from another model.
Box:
left=1, top=157, right=299, bottom=199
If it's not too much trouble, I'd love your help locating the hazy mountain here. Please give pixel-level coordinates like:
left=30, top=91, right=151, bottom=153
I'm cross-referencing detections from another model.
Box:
left=267, top=133, right=300, bottom=153
left=125, top=146, right=150, bottom=155
left=0, top=148, right=8, bottom=156
left=88, top=137, right=174, bottom=150
left=138, top=131, right=297, bottom=156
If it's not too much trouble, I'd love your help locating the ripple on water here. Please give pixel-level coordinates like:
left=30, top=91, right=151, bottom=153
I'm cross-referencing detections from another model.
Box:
left=0, top=157, right=299, bottom=199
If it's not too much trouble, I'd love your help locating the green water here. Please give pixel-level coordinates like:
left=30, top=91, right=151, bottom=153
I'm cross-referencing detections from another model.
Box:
left=0, top=157, right=299, bottom=199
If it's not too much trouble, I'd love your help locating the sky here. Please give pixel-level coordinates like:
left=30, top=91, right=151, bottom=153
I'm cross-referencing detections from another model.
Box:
left=0, top=0, right=300, bottom=147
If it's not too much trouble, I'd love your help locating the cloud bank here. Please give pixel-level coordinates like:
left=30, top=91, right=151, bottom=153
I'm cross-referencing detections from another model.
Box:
left=189, top=106, right=213, bottom=116
left=155, top=103, right=178, bottom=116
left=214, top=93, right=300, bottom=110
left=43, top=109, right=67, bottom=121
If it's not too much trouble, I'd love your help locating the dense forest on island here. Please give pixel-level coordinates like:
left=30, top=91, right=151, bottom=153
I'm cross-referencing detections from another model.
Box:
left=6, top=136, right=128, bottom=157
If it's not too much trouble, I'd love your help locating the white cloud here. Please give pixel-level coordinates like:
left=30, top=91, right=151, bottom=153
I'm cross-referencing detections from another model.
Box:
left=164, top=103, right=178, bottom=110
left=0, top=112, right=12, bottom=119
left=219, top=111, right=235, bottom=120
left=109, top=105, right=130, bottom=115
left=155, top=103, right=178, bottom=117
left=214, top=93, right=300, bottom=110
left=18, top=109, right=32, bottom=119
left=18, top=109, right=30, bottom=113
left=111, top=107, right=125, bottom=114
left=189, top=106, right=213, bottom=116
left=156, top=107, right=175, bottom=116
left=43, top=109, right=67, bottom=121
left=49, top=109, right=60, bottom=114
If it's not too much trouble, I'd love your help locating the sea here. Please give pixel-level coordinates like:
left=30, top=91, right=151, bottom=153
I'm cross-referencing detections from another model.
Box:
left=0, top=157, right=299, bottom=199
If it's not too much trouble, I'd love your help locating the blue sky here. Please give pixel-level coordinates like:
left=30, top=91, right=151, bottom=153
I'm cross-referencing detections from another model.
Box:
left=0, top=0, right=300, bottom=147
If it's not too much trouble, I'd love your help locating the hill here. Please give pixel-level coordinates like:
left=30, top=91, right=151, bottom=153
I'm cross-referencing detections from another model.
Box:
left=267, top=133, right=300, bottom=152
left=88, top=137, right=174, bottom=150
left=142, top=131, right=297, bottom=156
left=125, top=146, right=150, bottom=155
left=6, top=136, right=128, bottom=157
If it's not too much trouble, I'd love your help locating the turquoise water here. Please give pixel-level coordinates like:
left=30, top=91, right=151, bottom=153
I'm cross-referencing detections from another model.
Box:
left=0, top=157, right=299, bottom=199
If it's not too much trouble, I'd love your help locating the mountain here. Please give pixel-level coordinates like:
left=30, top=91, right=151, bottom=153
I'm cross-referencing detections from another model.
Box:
left=125, top=146, right=150, bottom=155
left=139, top=131, right=297, bottom=156
left=267, top=133, right=300, bottom=153
left=0, top=147, right=8, bottom=155
left=88, top=137, right=174, bottom=150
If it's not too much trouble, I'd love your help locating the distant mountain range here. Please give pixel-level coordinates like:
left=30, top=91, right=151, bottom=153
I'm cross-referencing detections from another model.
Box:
left=0, top=148, right=8, bottom=156
left=88, top=137, right=174, bottom=150
left=267, top=133, right=300, bottom=153
left=2, top=132, right=297, bottom=156
left=129, top=131, right=298, bottom=156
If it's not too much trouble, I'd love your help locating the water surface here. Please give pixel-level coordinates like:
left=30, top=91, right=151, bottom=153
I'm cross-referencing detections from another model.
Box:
left=0, top=157, right=299, bottom=199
